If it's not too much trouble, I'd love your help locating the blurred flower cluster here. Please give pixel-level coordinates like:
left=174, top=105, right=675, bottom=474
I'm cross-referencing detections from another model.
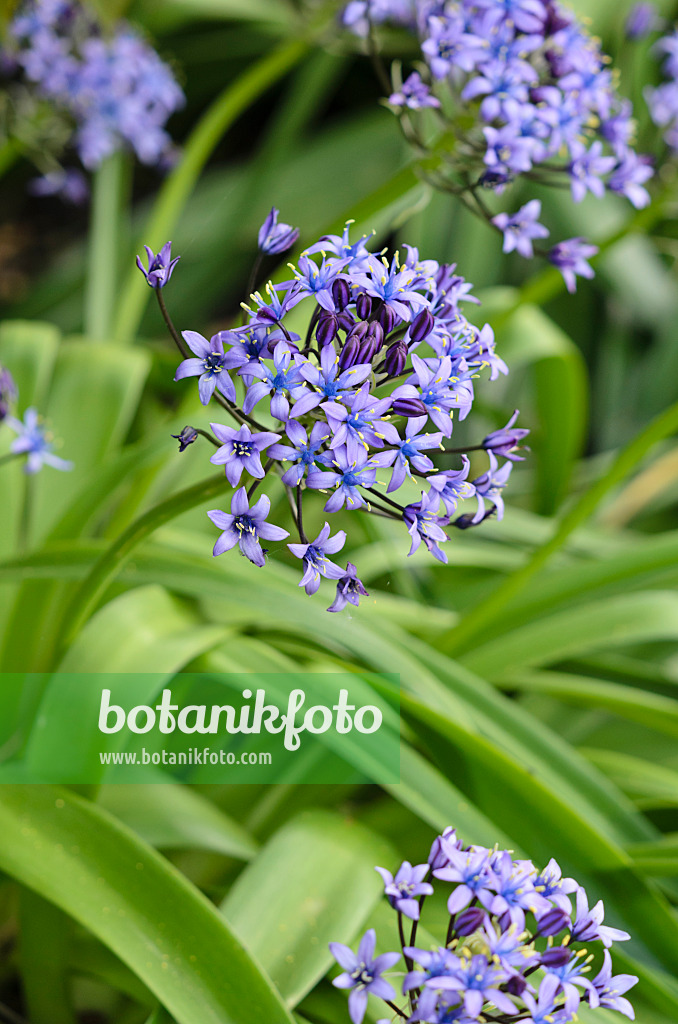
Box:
left=646, top=25, right=678, bottom=153
left=140, top=208, right=529, bottom=613
left=341, top=0, right=657, bottom=290
left=0, top=365, right=72, bottom=474
left=330, top=826, right=637, bottom=1024
left=1, top=0, right=184, bottom=199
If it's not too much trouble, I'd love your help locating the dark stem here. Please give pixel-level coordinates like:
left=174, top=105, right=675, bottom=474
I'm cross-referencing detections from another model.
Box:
left=156, top=288, right=190, bottom=359
left=365, top=498, right=402, bottom=520
left=445, top=914, right=456, bottom=947
left=296, top=484, right=309, bottom=543
left=245, top=253, right=264, bottom=307
left=195, top=428, right=221, bottom=448
left=365, top=486, right=406, bottom=513
left=365, top=16, right=392, bottom=95
left=384, top=1001, right=408, bottom=1020
left=398, top=912, right=413, bottom=974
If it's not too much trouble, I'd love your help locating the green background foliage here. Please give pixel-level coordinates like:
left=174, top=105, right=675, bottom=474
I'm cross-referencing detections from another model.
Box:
left=1, top=0, right=678, bottom=1022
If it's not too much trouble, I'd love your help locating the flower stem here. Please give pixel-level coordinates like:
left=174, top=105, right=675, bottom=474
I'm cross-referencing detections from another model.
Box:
left=0, top=451, right=22, bottom=467
left=296, top=483, right=308, bottom=543
left=156, top=289, right=190, bottom=359
left=85, top=151, right=129, bottom=342
left=384, top=1001, right=408, bottom=1020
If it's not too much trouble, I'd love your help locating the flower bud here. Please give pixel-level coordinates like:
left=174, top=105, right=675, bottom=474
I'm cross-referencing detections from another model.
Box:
left=332, top=277, right=351, bottom=311
left=392, top=397, right=427, bottom=418
left=378, top=304, right=399, bottom=334
left=410, top=308, right=434, bottom=343
left=384, top=341, right=408, bottom=377
left=347, top=320, right=369, bottom=345
left=316, top=312, right=338, bottom=347
left=338, top=335, right=361, bottom=371
left=171, top=426, right=199, bottom=452
left=454, top=907, right=485, bottom=936
left=366, top=320, right=384, bottom=352
left=535, top=908, right=570, bottom=937
left=356, top=292, right=372, bottom=320
left=540, top=946, right=572, bottom=969
left=357, top=336, right=379, bottom=364
left=505, top=975, right=528, bottom=997
left=337, top=311, right=356, bottom=333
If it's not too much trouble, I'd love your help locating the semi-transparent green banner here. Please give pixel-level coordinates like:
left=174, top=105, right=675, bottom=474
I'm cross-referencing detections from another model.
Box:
left=0, top=672, right=400, bottom=784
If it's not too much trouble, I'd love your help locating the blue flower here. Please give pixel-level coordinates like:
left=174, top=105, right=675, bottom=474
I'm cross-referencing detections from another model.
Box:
left=175, top=330, right=246, bottom=405
left=433, top=843, right=496, bottom=913
left=268, top=420, right=330, bottom=486
left=570, top=888, right=630, bottom=947
left=327, top=562, right=369, bottom=612
left=390, top=72, right=440, bottom=110
left=136, top=241, right=180, bottom=289
left=403, top=490, right=450, bottom=563
left=590, top=951, right=638, bottom=1019
left=243, top=341, right=308, bottom=421
left=428, top=459, right=476, bottom=516
left=352, top=254, right=426, bottom=322
left=388, top=424, right=443, bottom=492
left=258, top=207, right=299, bottom=255
left=549, top=237, right=598, bottom=293
left=539, top=953, right=598, bottom=1016
left=472, top=453, right=512, bottom=522
left=288, top=523, right=347, bottom=595
left=431, top=953, right=516, bottom=1019
left=207, top=487, right=289, bottom=567
left=492, top=201, right=549, bottom=259
left=292, top=344, right=372, bottom=417
left=329, top=929, right=400, bottom=1024
left=209, top=423, right=281, bottom=486
left=482, top=410, right=530, bottom=460
left=307, top=445, right=395, bottom=512
left=7, top=407, right=73, bottom=474
left=375, top=862, right=433, bottom=920
left=323, top=382, right=400, bottom=461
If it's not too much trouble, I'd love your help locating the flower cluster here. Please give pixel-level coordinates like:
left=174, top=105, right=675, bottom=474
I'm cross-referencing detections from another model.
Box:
left=330, top=827, right=637, bottom=1024
left=142, top=210, right=528, bottom=613
left=646, top=26, right=678, bottom=153
left=342, top=0, right=656, bottom=291
left=3, top=0, right=184, bottom=189
left=0, top=365, right=73, bottom=474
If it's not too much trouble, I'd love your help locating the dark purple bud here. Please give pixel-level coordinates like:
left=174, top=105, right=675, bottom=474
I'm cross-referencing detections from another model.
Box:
left=377, top=304, right=398, bottom=334
left=316, top=312, right=338, bottom=346
left=357, top=337, right=379, bottom=364
left=535, top=908, right=570, bottom=937
left=478, top=169, right=511, bottom=190
left=540, top=946, right=572, bottom=969
left=505, top=975, right=528, bottom=997
left=347, top=320, right=369, bottom=345
left=338, top=336, right=361, bottom=371
left=454, top=907, right=485, bottom=936
left=366, top=320, right=384, bottom=352
left=453, top=508, right=494, bottom=530
left=171, top=426, right=199, bottom=452
left=356, top=293, right=372, bottom=320
left=392, top=397, right=427, bottom=418
left=332, top=277, right=351, bottom=312
left=337, top=311, right=356, bottom=333
left=410, top=308, right=434, bottom=343
left=384, top=341, right=408, bottom=377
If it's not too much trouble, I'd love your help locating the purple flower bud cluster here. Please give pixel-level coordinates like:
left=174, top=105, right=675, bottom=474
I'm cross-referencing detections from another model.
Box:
left=149, top=213, right=529, bottom=613
left=5, top=0, right=184, bottom=172
left=343, top=0, right=656, bottom=291
left=646, top=27, right=678, bottom=152
left=330, top=827, right=637, bottom=1024
left=0, top=366, right=73, bottom=474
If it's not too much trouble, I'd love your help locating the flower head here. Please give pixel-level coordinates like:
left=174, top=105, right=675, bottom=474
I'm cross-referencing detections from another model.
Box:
left=7, top=407, right=73, bottom=474
left=327, top=563, right=369, bottom=612
left=175, top=331, right=246, bottom=405
left=136, top=241, right=180, bottom=289
left=207, top=487, right=288, bottom=567
left=209, top=423, right=281, bottom=486
left=329, top=929, right=400, bottom=1024
left=375, top=862, right=433, bottom=920
left=288, top=523, right=347, bottom=595
left=258, top=207, right=300, bottom=255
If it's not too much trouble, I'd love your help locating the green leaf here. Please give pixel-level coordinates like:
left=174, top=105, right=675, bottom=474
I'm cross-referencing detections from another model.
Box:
left=461, top=591, right=678, bottom=681
left=494, top=671, right=678, bottom=740
left=627, top=835, right=678, bottom=877
left=222, top=811, right=395, bottom=1008
left=494, top=304, right=588, bottom=515
left=0, top=785, right=298, bottom=1024
left=98, top=782, right=258, bottom=859
left=583, top=749, right=678, bottom=808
